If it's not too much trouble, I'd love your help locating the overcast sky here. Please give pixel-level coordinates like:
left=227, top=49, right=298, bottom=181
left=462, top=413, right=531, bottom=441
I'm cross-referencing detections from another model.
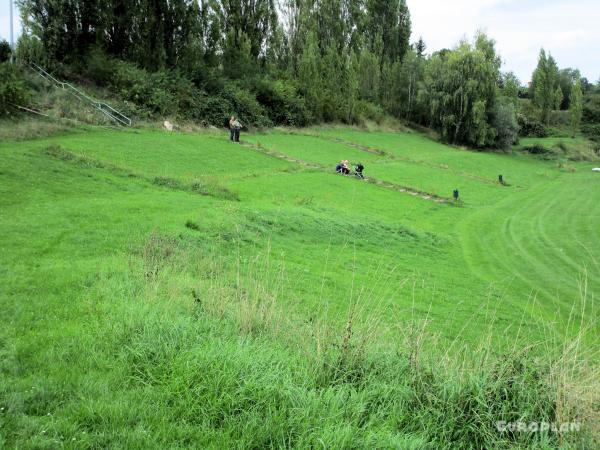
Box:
left=0, top=1, right=19, bottom=49
left=407, top=0, right=600, bottom=83
left=1, top=1, right=598, bottom=83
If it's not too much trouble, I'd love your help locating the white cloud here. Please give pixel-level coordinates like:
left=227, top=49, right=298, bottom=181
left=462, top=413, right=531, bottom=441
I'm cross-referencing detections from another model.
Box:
left=407, top=0, right=600, bottom=83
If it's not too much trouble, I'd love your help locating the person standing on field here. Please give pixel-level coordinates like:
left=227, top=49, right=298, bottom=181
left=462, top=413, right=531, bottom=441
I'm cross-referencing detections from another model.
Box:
left=229, top=116, right=236, bottom=141
left=232, top=118, right=242, bottom=143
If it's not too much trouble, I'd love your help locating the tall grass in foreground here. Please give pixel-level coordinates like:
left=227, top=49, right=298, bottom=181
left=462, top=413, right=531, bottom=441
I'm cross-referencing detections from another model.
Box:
left=1, top=231, right=598, bottom=449
left=138, top=233, right=600, bottom=447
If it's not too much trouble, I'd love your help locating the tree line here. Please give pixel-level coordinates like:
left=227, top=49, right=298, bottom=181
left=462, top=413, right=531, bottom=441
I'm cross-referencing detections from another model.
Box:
left=4, top=0, right=599, bottom=150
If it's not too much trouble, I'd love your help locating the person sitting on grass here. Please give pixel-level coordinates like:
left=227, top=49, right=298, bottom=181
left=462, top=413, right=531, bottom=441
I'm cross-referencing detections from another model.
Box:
left=335, top=160, right=351, bottom=175
left=341, top=160, right=350, bottom=175
left=354, top=163, right=365, bottom=179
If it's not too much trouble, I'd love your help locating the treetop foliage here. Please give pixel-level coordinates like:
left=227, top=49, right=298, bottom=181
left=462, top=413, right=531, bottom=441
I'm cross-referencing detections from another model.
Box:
left=10, top=1, right=598, bottom=148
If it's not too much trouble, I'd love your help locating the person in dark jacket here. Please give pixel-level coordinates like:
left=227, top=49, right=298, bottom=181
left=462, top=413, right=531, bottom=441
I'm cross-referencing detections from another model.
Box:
left=232, top=118, right=242, bottom=143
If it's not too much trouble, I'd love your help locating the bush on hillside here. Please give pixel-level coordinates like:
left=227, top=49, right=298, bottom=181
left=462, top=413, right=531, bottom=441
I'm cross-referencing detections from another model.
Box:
left=78, top=52, right=277, bottom=127
left=582, top=123, right=600, bottom=143
left=493, top=99, right=519, bottom=150
left=188, top=91, right=234, bottom=127
left=522, top=144, right=551, bottom=155
left=517, top=113, right=548, bottom=137
left=110, top=61, right=197, bottom=118
left=84, top=48, right=116, bottom=87
left=252, top=78, right=310, bottom=127
left=517, top=99, right=549, bottom=138
left=0, top=63, right=32, bottom=117
left=110, top=61, right=155, bottom=110
left=354, top=100, right=387, bottom=125
left=549, top=110, right=570, bottom=127
left=583, top=91, right=600, bottom=124
left=15, top=35, right=47, bottom=67
left=221, top=82, right=273, bottom=128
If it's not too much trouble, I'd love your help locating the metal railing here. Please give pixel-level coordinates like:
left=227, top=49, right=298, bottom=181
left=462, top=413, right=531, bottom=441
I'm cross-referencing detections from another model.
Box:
left=29, top=62, right=132, bottom=127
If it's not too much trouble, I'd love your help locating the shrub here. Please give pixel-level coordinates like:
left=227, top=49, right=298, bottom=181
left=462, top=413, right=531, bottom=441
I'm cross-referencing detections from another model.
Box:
left=549, top=110, right=570, bottom=127
left=0, top=40, right=11, bottom=63
left=100, top=60, right=271, bottom=127
left=493, top=100, right=519, bottom=150
left=582, top=123, right=600, bottom=143
left=221, top=82, right=272, bottom=128
left=15, top=35, right=47, bottom=66
left=523, top=144, right=551, bottom=155
left=110, top=61, right=198, bottom=118
left=0, top=63, right=32, bottom=117
left=555, top=142, right=568, bottom=153
left=164, top=72, right=200, bottom=117
left=142, top=71, right=181, bottom=116
left=111, top=61, right=154, bottom=108
left=355, top=100, right=387, bottom=125
left=252, top=79, right=310, bottom=127
left=84, top=49, right=116, bottom=87
left=582, top=91, right=600, bottom=124
left=189, top=91, right=234, bottom=127
left=152, top=176, right=184, bottom=190
left=517, top=113, right=548, bottom=137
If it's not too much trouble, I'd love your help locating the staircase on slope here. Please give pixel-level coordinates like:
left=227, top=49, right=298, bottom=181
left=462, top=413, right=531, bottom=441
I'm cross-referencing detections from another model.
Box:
left=29, top=62, right=132, bottom=127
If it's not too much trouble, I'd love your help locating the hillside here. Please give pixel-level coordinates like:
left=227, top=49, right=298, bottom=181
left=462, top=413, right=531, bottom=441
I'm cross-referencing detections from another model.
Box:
left=1, top=125, right=598, bottom=448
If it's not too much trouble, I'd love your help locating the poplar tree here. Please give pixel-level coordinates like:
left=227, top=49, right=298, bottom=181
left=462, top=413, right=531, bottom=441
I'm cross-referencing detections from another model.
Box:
left=532, top=49, right=560, bottom=125
left=501, top=72, right=520, bottom=108
left=569, top=78, right=583, bottom=137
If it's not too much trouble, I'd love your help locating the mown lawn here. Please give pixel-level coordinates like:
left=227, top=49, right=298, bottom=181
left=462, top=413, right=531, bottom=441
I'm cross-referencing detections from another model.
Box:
left=1, top=126, right=598, bottom=448
left=4, top=127, right=599, bottom=340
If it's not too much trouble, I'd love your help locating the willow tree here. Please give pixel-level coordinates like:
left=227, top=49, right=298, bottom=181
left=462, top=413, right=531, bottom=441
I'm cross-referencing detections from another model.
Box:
left=420, top=33, right=501, bottom=147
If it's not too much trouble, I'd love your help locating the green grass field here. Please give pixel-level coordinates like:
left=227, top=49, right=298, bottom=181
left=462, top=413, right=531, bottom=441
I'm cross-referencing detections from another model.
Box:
left=1, top=125, right=598, bottom=448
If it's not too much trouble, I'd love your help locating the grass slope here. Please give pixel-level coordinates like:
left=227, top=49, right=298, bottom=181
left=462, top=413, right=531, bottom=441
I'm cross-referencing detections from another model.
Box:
left=1, top=125, right=598, bottom=448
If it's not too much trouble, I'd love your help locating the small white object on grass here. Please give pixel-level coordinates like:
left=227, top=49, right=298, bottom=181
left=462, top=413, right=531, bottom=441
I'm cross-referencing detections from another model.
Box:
left=163, top=120, right=174, bottom=131
left=593, top=168, right=600, bottom=172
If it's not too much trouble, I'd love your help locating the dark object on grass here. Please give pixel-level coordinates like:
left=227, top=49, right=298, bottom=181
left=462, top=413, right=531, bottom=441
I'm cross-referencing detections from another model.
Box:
left=499, top=174, right=503, bottom=184
left=453, top=189, right=459, bottom=201
left=185, top=220, right=200, bottom=231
